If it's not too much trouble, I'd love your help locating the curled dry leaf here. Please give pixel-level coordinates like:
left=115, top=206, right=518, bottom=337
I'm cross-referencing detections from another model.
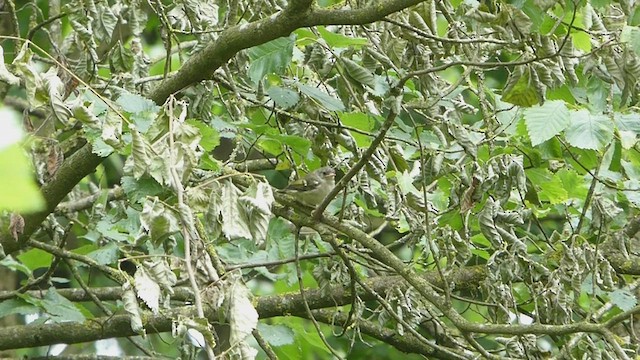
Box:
left=9, top=213, right=25, bottom=241
left=47, top=144, right=64, bottom=178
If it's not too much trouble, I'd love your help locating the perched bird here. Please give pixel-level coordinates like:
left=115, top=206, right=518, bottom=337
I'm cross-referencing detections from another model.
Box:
left=279, top=166, right=336, bottom=206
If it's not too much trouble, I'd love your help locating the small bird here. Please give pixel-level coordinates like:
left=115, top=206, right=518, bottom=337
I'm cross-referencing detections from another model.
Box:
left=279, top=166, right=336, bottom=206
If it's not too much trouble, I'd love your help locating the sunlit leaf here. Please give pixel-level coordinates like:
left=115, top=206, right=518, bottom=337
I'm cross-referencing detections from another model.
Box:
left=239, top=182, right=274, bottom=246
left=610, top=289, right=637, bottom=311
left=523, top=100, right=570, bottom=146
left=0, top=46, right=19, bottom=85
left=564, top=110, right=613, bottom=150
left=117, top=92, right=160, bottom=133
left=228, top=275, right=258, bottom=344
left=220, top=180, right=253, bottom=240
left=257, top=323, right=295, bottom=346
left=134, top=266, right=161, bottom=314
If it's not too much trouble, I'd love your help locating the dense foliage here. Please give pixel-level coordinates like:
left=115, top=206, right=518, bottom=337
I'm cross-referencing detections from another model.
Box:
left=1, top=0, right=640, bottom=358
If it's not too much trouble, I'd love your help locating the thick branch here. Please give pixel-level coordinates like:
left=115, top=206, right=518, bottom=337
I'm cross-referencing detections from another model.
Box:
left=0, top=267, right=486, bottom=350
left=148, top=0, right=425, bottom=103
left=1, top=144, right=103, bottom=254
left=56, top=186, right=124, bottom=213
left=0, top=265, right=486, bottom=305
left=0, top=308, right=177, bottom=351
left=308, top=0, right=425, bottom=25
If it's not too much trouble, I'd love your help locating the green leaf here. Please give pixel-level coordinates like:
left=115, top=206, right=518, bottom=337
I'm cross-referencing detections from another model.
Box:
left=521, top=0, right=547, bottom=31
left=317, top=26, right=368, bottom=48
left=342, top=58, right=375, bottom=87
left=86, top=242, right=120, bottom=265
left=564, top=110, right=613, bottom=150
left=340, top=112, right=377, bottom=131
left=293, top=28, right=317, bottom=46
left=526, top=168, right=568, bottom=204
left=0, top=256, right=32, bottom=277
left=503, top=66, right=542, bottom=107
left=571, top=31, right=591, bottom=52
left=267, top=86, right=300, bottom=109
left=608, top=139, right=622, bottom=171
left=296, top=83, right=345, bottom=111
left=257, top=323, right=295, bottom=347
left=621, top=25, right=640, bottom=56
left=0, top=144, right=45, bottom=213
left=610, top=289, right=637, bottom=311
left=187, top=119, right=220, bottom=152
left=284, top=319, right=332, bottom=357
left=340, top=111, right=377, bottom=147
left=395, top=171, right=420, bottom=195
left=248, top=35, right=295, bottom=84
left=372, top=75, right=391, bottom=96
left=623, top=179, right=640, bottom=207
left=523, top=100, right=571, bottom=146
left=41, top=287, right=86, bottom=322
left=258, top=138, right=283, bottom=156
left=271, top=134, right=310, bottom=155
left=117, top=92, right=160, bottom=133
left=567, top=148, right=599, bottom=174
left=557, top=169, right=588, bottom=199
left=614, top=112, right=640, bottom=133
left=19, top=288, right=86, bottom=323
left=0, top=298, right=39, bottom=319
left=267, top=218, right=296, bottom=259
left=87, top=131, right=116, bottom=156
left=17, top=249, right=53, bottom=271
left=121, top=176, right=164, bottom=203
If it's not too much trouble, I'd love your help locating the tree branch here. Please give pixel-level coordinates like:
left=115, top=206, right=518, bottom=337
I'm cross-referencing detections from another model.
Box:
left=308, top=309, right=465, bottom=359
left=272, top=202, right=612, bottom=337
left=56, top=186, right=124, bottom=213
left=148, top=0, right=425, bottom=103
left=0, top=266, right=486, bottom=351
left=1, top=144, right=104, bottom=255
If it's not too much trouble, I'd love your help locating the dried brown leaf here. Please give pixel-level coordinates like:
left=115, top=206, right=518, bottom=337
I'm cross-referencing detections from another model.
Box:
left=9, top=213, right=25, bottom=241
